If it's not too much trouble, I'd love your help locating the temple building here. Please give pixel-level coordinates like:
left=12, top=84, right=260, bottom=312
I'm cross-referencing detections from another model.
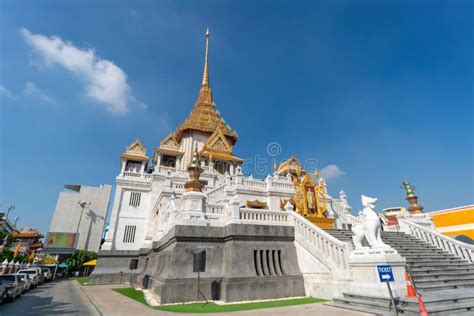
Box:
left=91, top=30, right=474, bottom=313
left=101, top=29, right=352, bottom=255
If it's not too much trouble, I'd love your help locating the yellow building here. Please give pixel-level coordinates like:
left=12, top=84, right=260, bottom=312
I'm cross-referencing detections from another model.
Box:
left=429, top=205, right=474, bottom=243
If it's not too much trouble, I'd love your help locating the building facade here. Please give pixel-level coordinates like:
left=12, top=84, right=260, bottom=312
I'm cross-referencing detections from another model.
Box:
left=46, top=184, right=112, bottom=254
left=429, top=205, right=474, bottom=243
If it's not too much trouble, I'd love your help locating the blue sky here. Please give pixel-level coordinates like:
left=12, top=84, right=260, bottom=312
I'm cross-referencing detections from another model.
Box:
left=0, top=0, right=472, bottom=235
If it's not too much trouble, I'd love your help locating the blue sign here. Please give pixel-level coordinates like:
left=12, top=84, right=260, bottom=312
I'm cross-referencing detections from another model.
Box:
left=377, top=265, right=395, bottom=282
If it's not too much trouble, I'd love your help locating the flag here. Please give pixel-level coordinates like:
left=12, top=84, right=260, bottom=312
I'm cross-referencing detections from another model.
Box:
left=13, top=243, right=21, bottom=257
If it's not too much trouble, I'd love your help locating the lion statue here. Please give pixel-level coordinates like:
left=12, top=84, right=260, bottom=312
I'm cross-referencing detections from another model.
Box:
left=352, top=195, right=389, bottom=250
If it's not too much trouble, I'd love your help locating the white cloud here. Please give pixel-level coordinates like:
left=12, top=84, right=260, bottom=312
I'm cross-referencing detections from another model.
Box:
left=0, top=85, right=17, bottom=100
left=20, top=28, right=139, bottom=114
left=320, top=164, right=345, bottom=180
left=23, top=82, right=54, bottom=103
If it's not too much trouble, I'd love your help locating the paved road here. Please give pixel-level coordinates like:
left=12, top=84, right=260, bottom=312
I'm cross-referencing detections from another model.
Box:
left=0, top=278, right=100, bottom=316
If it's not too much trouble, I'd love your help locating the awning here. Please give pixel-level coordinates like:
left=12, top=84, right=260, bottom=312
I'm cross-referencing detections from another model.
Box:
left=58, top=262, right=69, bottom=268
left=39, top=257, right=58, bottom=264
left=83, top=259, right=97, bottom=266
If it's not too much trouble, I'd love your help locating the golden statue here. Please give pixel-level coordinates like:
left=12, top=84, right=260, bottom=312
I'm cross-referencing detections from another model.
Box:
left=291, top=172, right=333, bottom=228
left=276, top=157, right=333, bottom=229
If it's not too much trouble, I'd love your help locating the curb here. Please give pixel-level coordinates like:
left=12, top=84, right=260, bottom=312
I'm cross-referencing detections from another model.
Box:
left=75, top=280, right=104, bottom=316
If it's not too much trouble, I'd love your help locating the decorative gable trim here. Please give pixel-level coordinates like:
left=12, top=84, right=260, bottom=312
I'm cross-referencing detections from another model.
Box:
left=160, top=133, right=179, bottom=148
left=204, top=128, right=232, bottom=154
left=126, top=138, right=147, bottom=155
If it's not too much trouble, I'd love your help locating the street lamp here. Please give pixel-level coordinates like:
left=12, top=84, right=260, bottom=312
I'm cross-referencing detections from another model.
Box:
left=6, top=205, right=15, bottom=219
left=76, top=201, right=91, bottom=249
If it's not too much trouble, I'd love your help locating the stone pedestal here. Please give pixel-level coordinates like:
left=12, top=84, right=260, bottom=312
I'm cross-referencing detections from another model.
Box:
left=348, top=248, right=407, bottom=298
left=179, top=191, right=207, bottom=225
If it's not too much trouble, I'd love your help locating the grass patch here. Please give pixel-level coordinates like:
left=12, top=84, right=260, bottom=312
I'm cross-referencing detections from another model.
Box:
left=113, top=287, right=326, bottom=313
left=156, top=297, right=327, bottom=313
left=113, top=288, right=148, bottom=306
left=75, top=277, right=89, bottom=285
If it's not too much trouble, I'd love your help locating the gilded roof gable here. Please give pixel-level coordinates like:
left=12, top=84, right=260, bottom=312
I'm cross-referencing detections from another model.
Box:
left=204, top=128, right=233, bottom=154
left=126, top=138, right=147, bottom=155
left=160, top=132, right=179, bottom=148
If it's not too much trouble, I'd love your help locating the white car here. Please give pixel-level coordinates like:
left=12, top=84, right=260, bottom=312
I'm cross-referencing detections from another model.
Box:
left=17, top=269, right=40, bottom=288
left=16, top=273, right=32, bottom=292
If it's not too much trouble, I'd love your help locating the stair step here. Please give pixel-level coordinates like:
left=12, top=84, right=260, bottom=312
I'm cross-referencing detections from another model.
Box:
left=410, top=266, right=474, bottom=273
left=414, top=275, right=474, bottom=284
left=342, top=292, right=393, bottom=304
left=334, top=297, right=392, bottom=309
left=400, top=301, right=474, bottom=315
left=408, top=263, right=473, bottom=268
left=324, top=301, right=390, bottom=316
left=412, top=270, right=474, bottom=277
left=417, top=280, right=474, bottom=290
left=401, top=297, right=474, bottom=309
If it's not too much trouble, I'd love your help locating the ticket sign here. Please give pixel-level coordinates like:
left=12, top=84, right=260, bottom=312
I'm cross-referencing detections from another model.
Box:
left=377, top=265, right=395, bottom=282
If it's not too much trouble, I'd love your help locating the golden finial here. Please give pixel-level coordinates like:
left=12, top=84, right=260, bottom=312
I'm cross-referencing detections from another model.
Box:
left=314, top=169, right=320, bottom=179
left=202, top=27, right=210, bottom=86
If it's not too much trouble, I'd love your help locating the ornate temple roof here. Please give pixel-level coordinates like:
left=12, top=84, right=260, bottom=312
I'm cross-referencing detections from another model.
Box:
left=121, top=138, right=149, bottom=161
left=174, top=28, right=238, bottom=144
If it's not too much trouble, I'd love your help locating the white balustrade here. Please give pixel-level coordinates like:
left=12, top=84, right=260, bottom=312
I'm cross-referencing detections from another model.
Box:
left=383, top=225, right=400, bottom=232
left=159, top=166, right=177, bottom=173
left=121, top=172, right=153, bottom=182
left=329, top=199, right=360, bottom=226
left=271, top=181, right=294, bottom=190
left=206, top=184, right=226, bottom=202
left=206, top=204, right=225, bottom=214
left=288, top=211, right=352, bottom=272
left=239, top=208, right=290, bottom=224
left=242, top=178, right=267, bottom=189
left=123, top=171, right=142, bottom=178
left=400, top=218, right=474, bottom=263
left=172, top=183, right=185, bottom=190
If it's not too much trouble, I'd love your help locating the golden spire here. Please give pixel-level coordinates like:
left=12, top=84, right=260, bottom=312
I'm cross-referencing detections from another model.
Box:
left=197, top=28, right=213, bottom=104
left=202, top=27, right=210, bottom=86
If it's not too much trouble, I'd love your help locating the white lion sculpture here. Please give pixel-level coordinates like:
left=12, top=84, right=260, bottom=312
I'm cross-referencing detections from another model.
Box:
left=352, top=195, right=389, bottom=250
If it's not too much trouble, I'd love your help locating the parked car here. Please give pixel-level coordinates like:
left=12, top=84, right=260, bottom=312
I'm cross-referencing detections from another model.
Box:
left=0, top=275, right=22, bottom=301
left=0, top=284, right=7, bottom=305
left=41, top=267, right=52, bottom=282
left=34, top=267, right=45, bottom=285
left=17, top=273, right=32, bottom=292
left=17, top=268, right=40, bottom=288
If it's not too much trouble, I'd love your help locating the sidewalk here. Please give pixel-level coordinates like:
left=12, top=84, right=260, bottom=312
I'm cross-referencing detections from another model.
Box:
left=80, top=283, right=373, bottom=316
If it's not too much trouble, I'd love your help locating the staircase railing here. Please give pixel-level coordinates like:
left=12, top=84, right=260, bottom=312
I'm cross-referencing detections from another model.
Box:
left=236, top=208, right=352, bottom=273
left=288, top=211, right=352, bottom=272
left=205, top=183, right=227, bottom=202
left=400, top=218, right=474, bottom=263
left=329, top=199, right=361, bottom=227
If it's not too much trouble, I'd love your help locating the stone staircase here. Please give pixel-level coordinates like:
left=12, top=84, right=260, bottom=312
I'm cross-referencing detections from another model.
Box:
left=324, top=229, right=474, bottom=315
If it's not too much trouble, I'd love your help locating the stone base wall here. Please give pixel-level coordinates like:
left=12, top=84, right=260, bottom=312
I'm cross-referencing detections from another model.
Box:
left=88, top=250, right=139, bottom=284
left=91, top=224, right=305, bottom=303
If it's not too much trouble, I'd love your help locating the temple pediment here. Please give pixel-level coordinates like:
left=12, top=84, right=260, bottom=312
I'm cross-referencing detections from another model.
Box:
left=160, top=132, right=179, bottom=148
left=204, top=128, right=233, bottom=154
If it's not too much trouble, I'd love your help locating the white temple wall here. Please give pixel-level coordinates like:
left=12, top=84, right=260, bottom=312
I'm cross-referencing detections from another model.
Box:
left=179, top=131, right=209, bottom=168
left=101, top=183, right=124, bottom=251
left=113, top=188, right=151, bottom=251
